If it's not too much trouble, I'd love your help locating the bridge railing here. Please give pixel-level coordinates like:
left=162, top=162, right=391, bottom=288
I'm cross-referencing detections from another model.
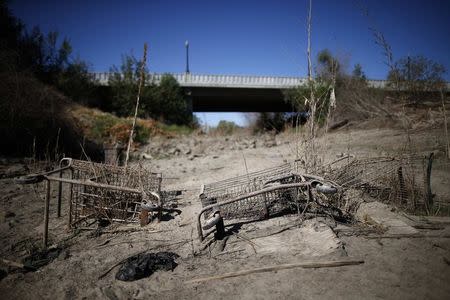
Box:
left=90, top=72, right=450, bottom=90
left=91, top=72, right=309, bottom=88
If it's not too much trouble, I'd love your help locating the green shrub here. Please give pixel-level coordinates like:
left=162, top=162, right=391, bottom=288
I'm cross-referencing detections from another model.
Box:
left=91, top=114, right=119, bottom=140
left=214, top=120, right=240, bottom=135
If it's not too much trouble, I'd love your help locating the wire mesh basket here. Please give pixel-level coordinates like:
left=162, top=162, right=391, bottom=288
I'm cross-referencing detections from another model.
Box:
left=196, top=160, right=342, bottom=240
left=200, top=161, right=307, bottom=220
left=326, top=154, right=432, bottom=210
left=60, top=158, right=162, bottom=227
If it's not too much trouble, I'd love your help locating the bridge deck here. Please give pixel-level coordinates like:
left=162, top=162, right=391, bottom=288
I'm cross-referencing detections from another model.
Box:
left=90, top=72, right=450, bottom=89
left=90, top=72, right=449, bottom=112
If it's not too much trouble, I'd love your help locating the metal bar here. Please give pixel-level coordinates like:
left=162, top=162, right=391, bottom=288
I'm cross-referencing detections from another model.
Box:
left=41, top=165, right=72, bottom=176
left=425, top=152, right=434, bottom=213
left=44, top=180, right=51, bottom=248
left=68, top=169, right=74, bottom=227
left=57, top=169, right=63, bottom=217
left=397, top=167, right=406, bottom=205
left=44, top=176, right=142, bottom=194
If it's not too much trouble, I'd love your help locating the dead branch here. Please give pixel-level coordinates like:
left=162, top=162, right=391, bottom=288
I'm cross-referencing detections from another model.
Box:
left=366, top=234, right=450, bottom=239
left=328, top=119, right=349, bottom=131
left=125, top=43, right=148, bottom=167
left=185, top=259, right=364, bottom=284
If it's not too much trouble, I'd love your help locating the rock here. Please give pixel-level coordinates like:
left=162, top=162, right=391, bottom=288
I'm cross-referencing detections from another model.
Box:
left=263, top=135, right=277, bottom=148
left=168, top=148, right=181, bottom=155
left=188, top=154, right=201, bottom=161
left=141, top=153, right=153, bottom=160
left=264, top=140, right=277, bottom=148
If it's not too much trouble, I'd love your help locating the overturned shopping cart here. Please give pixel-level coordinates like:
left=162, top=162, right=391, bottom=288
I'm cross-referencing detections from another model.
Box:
left=197, top=161, right=340, bottom=241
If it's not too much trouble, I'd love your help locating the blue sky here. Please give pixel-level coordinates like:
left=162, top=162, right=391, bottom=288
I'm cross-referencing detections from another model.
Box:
left=10, top=0, right=450, bottom=126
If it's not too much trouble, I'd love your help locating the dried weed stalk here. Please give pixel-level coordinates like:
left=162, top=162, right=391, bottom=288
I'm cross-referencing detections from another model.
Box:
left=125, top=43, right=148, bottom=167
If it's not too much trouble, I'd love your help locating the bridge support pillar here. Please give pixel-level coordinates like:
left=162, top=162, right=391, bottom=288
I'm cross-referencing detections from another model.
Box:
left=185, top=88, right=193, bottom=115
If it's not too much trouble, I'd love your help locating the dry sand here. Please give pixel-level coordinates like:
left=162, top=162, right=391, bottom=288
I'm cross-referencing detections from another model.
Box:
left=1, top=126, right=450, bottom=299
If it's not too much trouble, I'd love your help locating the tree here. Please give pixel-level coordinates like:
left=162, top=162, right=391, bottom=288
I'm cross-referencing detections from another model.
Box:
left=0, top=1, right=100, bottom=158
left=352, top=63, right=367, bottom=82
left=284, top=48, right=339, bottom=128
left=109, top=54, right=151, bottom=117
left=1, top=2, right=95, bottom=103
left=152, top=74, right=193, bottom=125
left=109, top=54, right=194, bottom=126
left=316, top=49, right=340, bottom=83
left=56, top=58, right=96, bottom=104
left=0, top=1, right=24, bottom=72
left=387, top=55, right=446, bottom=93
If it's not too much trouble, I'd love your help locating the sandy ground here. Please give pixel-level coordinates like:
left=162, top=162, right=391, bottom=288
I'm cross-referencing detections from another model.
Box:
left=1, top=125, right=450, bottom=299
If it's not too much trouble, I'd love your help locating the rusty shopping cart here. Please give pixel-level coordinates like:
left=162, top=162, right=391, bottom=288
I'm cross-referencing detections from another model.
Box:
left=16, top=158, right=163, bottom=247
left=197, top=161, right=339, bottom=241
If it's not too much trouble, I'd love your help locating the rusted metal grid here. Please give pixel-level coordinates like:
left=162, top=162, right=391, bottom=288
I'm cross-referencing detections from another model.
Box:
left=60, top=158, right=162, bottom=227
left=197, top=161, right=339, bottom=240
left=17, top=157, right=164, bottom=248
left=325, top=154, right=433, bottom=211
left=200, top=162, right=299, bottom=219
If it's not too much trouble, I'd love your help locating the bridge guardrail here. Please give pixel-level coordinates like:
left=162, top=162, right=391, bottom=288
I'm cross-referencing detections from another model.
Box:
left=90, top=72, right=450, bottom=90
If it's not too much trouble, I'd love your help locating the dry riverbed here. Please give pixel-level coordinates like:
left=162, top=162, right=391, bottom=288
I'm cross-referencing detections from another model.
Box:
left=1, top=126, right=450, bottom=299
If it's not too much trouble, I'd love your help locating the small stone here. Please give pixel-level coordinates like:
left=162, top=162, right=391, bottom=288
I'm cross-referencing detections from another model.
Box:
left=141, top=153, right=153, bottom=160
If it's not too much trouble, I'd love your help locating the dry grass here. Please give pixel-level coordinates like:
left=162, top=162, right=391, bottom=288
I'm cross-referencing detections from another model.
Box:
left=68, top=105, right=168, bottom=146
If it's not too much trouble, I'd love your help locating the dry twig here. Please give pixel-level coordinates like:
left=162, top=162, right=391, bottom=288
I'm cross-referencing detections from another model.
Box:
left=185, top=259, right=364, bottom=284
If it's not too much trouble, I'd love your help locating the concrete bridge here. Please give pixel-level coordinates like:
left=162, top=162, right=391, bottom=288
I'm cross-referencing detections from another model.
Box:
left=91, top=72, right=393, bottom=89
left=90, top=73, right=449, bottom=112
